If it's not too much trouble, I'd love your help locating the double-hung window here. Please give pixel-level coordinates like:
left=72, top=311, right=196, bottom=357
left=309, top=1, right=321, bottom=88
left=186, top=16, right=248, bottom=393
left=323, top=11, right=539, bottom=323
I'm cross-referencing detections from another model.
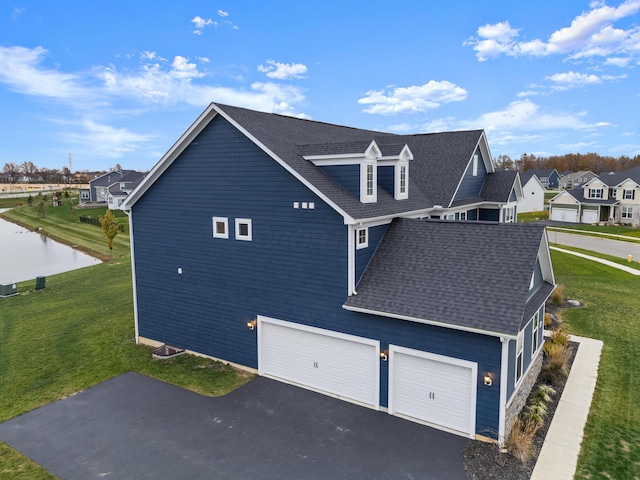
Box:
left=366, top=164, right=374, bottom=197
left=622, top=206, right=633, bottom=219
left=356, top=227, right=368, bottom=249
left=532, top=312, right=540, bottom=354
left=623, top=189, right=635, bottom=200
left=589, top=188, right=603, bottom=199
left=516, top=331, right=524, bottom=384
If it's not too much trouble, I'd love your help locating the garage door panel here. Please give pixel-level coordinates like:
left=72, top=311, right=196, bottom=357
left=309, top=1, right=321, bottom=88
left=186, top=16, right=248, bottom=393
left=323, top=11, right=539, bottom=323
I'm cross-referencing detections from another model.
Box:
left=389, top=346, right=477, bottom=437
left=551, top=207, right=578, bottom=222
left=259, top=317, right=379, bottom=408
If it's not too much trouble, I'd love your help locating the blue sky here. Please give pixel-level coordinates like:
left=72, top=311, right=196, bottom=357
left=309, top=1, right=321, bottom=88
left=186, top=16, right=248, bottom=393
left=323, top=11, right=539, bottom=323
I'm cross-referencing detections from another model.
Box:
left=1, top=1, right=639, bottom=172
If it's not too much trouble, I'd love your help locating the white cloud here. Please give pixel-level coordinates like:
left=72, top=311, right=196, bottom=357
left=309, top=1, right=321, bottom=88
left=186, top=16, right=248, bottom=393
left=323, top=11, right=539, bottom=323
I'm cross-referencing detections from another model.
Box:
left=558, top=141, right=598, bottom=150
left=621, top=131, right=635, bottom=136
left=516, top=90, right=540, bottom=98
left=217, top=9, right=229, bottom=17
left=358, top=81, right=468, bottom=115
left=0, top=46, right=89, bottom=100
left=466, top=1, right=640, bottom=62
left=257, top=60, right=308, bottom=80
left=12, top=8, right=24, bottom=20
left=604, top=56, right=631, bottom=66
left=387, top=123, right=414, bottom=133
left=61, top=118, right=155, bottom=158
left=191, top=16, right=216, bottom=35
left=546, top=70, right=627, bottom=90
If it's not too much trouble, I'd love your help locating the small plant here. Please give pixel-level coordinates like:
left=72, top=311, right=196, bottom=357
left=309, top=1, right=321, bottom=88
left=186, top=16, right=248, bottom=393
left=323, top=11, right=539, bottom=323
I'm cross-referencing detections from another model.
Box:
left=543, top=342, right=571, bottom=382
left=544, top=312, right=552, bottom=327
left=506, top=417, right=540, bottom=463
left=522, top=403, right=548, bottom=426
left=532, top=384, right=556, bottom=404
left=27, top=195, right=33, bottom=206
left=548, top=326, right=570, bottom=346
left=550, top=284, right=564, bottom=305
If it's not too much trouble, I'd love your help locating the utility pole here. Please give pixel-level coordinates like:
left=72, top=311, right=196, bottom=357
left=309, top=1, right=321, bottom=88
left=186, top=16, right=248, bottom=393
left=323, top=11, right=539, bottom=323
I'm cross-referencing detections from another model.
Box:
left=68, top=153, right=73, bottom=185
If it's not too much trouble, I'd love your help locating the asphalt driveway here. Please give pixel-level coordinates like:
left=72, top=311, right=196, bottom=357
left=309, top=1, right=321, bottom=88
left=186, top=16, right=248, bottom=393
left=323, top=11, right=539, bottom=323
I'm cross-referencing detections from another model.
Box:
left=0, top=373, right=468, bottom=479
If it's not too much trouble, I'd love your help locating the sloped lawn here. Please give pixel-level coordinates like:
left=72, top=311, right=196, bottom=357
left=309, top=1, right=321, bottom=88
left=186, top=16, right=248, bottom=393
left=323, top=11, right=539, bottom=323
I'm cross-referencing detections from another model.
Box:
left=551, top=251, right=640, bottom=479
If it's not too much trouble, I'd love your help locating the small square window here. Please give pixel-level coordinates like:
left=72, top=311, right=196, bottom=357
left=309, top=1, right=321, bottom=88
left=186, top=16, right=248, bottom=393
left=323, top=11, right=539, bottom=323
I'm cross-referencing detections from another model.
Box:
left=213, top=217, right=229, bottom=239
left=235, top=218, right=252, bottom=241
left=356, top=227, right=368, bottom=249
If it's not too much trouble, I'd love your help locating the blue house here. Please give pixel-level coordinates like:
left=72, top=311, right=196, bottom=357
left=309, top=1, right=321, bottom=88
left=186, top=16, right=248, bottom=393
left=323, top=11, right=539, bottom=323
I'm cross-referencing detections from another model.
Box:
left=121, top=103, right=554, bottom=445
left=523, top=168, right=560, bottom=189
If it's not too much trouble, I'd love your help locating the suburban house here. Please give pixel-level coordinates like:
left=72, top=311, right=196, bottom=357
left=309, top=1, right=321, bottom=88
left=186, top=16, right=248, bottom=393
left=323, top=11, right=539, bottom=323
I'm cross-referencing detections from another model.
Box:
left=559, top=171, right=598, bottom=190
left=121, top=103, right=554, bottom=445
left=517, top=171, right=546, bottom=213
left=82, top=170, right=145, bottom=204
left=523, top=168, right=560, bottom=189
left=549, top=166, right=640, bottom=225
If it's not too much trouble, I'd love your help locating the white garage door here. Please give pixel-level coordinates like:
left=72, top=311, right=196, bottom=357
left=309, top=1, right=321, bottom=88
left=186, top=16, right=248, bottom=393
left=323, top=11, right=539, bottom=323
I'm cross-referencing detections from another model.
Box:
left=258, top=316, right=380, bottom=409
left=389, top=346, right=477, bottom=437
left=582, top=209, right=598, bottom=223
left=550, top=207, right=578, bottom=222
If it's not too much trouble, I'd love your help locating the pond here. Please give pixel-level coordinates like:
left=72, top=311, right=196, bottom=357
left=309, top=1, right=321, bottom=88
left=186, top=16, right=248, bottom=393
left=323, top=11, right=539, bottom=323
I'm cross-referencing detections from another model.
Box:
left=0, top=212, right=101, bottom=285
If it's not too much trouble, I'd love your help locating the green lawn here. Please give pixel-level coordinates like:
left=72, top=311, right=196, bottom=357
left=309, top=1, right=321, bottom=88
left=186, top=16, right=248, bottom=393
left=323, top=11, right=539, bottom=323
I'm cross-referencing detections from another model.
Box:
left=0, top=210, right=253, bottom=479
left=551, top=251, right=640, bottom=479
left=517, top=210, right=549, bottom=223
left=550, top=243, right=640, bottom=269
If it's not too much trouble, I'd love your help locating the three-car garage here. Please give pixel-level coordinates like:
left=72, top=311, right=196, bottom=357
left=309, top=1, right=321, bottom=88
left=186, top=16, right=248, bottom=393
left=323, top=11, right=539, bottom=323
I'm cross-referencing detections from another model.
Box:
left=257, top=316, right=477, bottom=438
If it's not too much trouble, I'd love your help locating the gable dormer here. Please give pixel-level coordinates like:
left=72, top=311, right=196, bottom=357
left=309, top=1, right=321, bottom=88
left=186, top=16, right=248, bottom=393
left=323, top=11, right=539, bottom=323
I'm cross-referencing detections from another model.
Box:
left=302, top=140, right=413, bottom=204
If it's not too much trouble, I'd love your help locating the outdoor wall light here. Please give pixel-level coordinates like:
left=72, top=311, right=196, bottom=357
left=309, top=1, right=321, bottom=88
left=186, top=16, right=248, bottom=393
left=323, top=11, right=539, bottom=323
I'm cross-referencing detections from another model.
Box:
left=483, top=373, right=493, bottom=387
left=247, top=319, right=257, bottom=330
left=380, top=350, right=389, bottom=362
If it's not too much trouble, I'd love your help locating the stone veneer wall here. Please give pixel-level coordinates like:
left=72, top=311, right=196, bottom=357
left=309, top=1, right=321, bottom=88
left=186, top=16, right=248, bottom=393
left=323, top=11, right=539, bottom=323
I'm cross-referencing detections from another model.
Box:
left=504, top=349, right=544, bottom=441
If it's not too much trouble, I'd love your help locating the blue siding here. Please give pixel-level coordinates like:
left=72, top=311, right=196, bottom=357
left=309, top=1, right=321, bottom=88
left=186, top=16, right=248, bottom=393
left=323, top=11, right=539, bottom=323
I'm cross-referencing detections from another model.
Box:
left=320, top=165, right=360, bottom=198
left=378, top=165, right=394, bottom=195
left=131, top=115, right=503, bottom=438
left=355, top=223, right=389, bottom=283
left=453, top=149, right=487, bottom=201
left=506, top=305, right=544, bottom=401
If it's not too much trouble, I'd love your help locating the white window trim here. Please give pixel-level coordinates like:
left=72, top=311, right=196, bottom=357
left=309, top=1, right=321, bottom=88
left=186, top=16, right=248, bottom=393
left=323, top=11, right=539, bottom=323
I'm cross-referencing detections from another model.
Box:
left=213, top=217, right=229, bottom=239
left=356, top=227, right=368, bottom=249
left=459, top=211, right=467, bottom=221
left=360, top=161, right=377, bottom=203
left=235, top=218, right=252, bottom=241
left=589, top=188, right=603, bottom=199
left=622, top=206, right=633, bottom=219
left=515, top=331, right=524, bottom=385
left=531, top=311, right=540, bottom=355
left=395, top=162, right=409, bottom=200
left=623, top=189, right=635, bottom=200
left=472, top=154, right=478, bottom=177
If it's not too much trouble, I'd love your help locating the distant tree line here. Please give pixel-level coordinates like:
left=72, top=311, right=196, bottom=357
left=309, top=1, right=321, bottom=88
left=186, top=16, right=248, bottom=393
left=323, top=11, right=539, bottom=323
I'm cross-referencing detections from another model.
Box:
left=494, top=152, right=640, bottom=174
left=1, top=161, right=108, bottom=184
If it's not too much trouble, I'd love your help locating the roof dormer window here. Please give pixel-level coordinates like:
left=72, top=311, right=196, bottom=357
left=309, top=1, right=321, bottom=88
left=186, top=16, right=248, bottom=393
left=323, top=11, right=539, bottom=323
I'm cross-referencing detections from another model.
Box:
left=361, top=162, right=377, bottom=203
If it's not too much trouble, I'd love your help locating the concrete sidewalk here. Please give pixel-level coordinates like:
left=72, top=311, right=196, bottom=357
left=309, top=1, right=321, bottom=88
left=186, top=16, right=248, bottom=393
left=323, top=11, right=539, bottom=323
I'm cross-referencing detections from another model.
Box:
left=551, top=246, right=640, bottom=276
left=531, top=335, right=603, bottom=480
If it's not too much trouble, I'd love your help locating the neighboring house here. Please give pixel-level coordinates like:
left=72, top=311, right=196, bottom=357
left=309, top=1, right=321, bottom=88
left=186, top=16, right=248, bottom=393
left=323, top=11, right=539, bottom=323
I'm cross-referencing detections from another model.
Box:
left=78, top=188, right=90, bottom=202
left=83, top=170, right=144, bottom=204
left=517, top=172, right=546, bottom=213
left=121, top=103, right=554, bottom=445
left=548, top=166, right=640, bottom=225
left=559, top=171, right=598, bottom=190
left=523, top=169, right=560, bottom=189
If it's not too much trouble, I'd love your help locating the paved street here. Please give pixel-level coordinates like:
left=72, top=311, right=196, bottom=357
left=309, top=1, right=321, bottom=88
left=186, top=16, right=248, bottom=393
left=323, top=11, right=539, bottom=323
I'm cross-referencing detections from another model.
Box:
left=548, top=230, right=640, bottom=261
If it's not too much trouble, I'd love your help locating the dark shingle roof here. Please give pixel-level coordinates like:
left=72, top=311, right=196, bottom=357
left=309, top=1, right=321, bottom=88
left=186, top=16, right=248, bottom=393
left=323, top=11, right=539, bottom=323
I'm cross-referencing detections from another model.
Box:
left=564, top=188, right=618, bottom=205
left=519, top=171, right=537, bottom=184
left=524, top=168, right=557, bottom=177
left=480, top=170, right=518, bottom=202
left=344, top=218, right=550, bottom=336
left=599, top=166, right=640, bottom=187
left=216, top=104, right=484, bottom=219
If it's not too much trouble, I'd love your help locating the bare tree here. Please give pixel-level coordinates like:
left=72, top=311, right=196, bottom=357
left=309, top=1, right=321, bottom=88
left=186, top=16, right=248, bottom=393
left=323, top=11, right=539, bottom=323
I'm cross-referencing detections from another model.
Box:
left=2, top=162, right=20, bottom=183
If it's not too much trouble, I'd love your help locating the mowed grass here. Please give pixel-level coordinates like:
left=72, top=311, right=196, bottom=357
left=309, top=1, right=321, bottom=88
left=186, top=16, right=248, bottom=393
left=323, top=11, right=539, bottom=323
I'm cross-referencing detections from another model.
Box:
left=0, top=211, right=253, bottom=479
left=1, top=202, right=130, bottom=261
left=551, top=251, right=640, bottom=479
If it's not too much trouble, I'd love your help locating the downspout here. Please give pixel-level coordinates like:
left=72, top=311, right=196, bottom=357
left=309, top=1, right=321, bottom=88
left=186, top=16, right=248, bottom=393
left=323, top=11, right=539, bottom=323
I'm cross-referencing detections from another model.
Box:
left=498, top=336, right=510, bottom=447
left=123, top=209, right=140, bottom=344
left=347, top=224, right=356, bottom=295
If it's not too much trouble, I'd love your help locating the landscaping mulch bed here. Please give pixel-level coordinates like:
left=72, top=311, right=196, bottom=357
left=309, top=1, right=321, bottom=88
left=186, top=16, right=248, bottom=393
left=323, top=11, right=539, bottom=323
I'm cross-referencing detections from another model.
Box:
left=463, top=300, right=580, bottom=480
